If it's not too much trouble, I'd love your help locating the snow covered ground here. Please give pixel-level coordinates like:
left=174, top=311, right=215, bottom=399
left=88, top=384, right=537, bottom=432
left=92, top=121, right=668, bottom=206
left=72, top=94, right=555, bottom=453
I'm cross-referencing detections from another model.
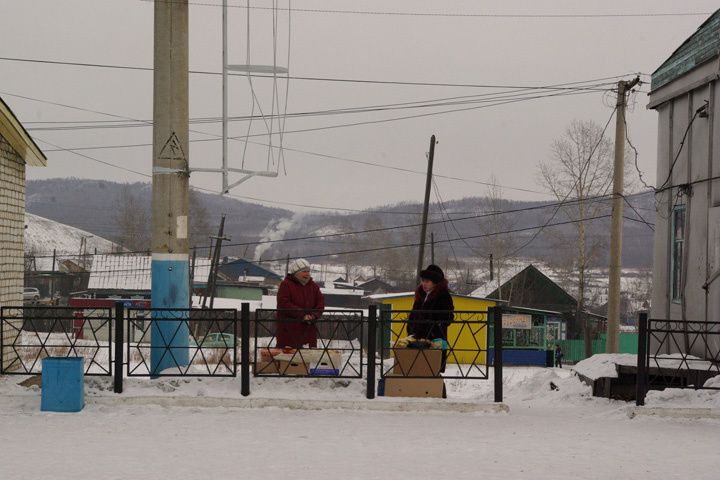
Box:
left=0, top=367, right=718, bottom=479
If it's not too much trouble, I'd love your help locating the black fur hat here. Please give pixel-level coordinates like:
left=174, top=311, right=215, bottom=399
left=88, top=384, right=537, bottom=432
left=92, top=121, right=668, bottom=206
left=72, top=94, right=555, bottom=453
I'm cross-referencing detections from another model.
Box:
left=419, top=264, right=445, bottom=284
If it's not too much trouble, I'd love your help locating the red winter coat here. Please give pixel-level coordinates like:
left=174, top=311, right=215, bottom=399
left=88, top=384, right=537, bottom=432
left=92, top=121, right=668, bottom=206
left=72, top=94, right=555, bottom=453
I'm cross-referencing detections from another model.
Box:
left=276, top=275, right=325, bottom=348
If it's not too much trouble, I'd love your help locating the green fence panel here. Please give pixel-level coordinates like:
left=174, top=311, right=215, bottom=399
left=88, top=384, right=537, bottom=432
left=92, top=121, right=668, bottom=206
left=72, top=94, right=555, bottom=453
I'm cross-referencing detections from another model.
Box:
left=558, top=332, right=638, bottom=363
left=620, top=333, right=638, bottom=354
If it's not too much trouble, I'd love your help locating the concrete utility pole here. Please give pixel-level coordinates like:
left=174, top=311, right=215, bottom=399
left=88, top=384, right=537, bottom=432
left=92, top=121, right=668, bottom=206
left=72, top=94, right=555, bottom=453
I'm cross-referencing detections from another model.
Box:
left=151, top=0, right=190, bottom=375
left=606, top=76, right=640, bottom=353
left=416, top=135, right=437, bottom=281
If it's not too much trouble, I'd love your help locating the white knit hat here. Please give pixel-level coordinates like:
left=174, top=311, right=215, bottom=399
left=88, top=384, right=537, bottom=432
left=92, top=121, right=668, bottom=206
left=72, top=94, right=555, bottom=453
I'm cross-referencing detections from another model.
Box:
left=288, top=258, right=311, bottom=274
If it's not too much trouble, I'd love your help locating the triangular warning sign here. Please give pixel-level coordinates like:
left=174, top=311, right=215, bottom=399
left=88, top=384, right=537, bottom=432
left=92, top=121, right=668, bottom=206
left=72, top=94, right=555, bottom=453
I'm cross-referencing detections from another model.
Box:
left=158, top=132, right=187, bottom=162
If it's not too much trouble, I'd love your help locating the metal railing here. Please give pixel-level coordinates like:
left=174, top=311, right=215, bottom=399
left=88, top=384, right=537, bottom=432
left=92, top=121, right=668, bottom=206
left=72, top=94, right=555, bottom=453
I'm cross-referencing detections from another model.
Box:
left=1, top=306, right=113, bottom=376
left=0, top=303, right=505, bottom=402
left=379, top=310, right=491, bottom=380
left=125, top=307, right=238, bottom=378
left=636, top=312, right=720, bottom=405
left=252, top=308, right=364, bottom=379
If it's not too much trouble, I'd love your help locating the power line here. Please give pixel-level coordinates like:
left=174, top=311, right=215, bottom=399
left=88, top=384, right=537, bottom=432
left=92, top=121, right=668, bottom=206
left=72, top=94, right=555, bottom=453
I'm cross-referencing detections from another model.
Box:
left=22, top=78, right=622, bottom=127
left=222, top=89, right=601, bottom=140
left=136, top=1, right=712, bottom=19
left=4, top=87, right=607, bottom=141
left=28, top=191, right=628, bottom=258
left=0, top=55, right=638, bottom=90
left=25, top=83, right=617, bottom=132
left=39, top=136, right=552, bottom=196
left=503, top=105, right=619, bottom=258
left=656, top=174, right=720, bottom=194
left=431, top=179, right=466, bottom=272
left=624, top=112, right=653, bottom=190
left=6, top=89, right=585, bottom=197
left=656, top=102, right=708, bottom=191
left=432, top=178, right=485, bottom=257
left=28, top=213, right=615, bottom=270
left=620, top=194, right=655, bottom=231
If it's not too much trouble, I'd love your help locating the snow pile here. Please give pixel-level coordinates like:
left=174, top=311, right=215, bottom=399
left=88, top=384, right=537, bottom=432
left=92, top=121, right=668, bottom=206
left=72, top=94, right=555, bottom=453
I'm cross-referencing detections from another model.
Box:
left=572, top=353, right=637, bottom=380
left=645, top=373, right=720, bottom=409
left=573, top=353, right=715, bottom=381
left=645, top=387, right=720, bottom=409
left=444, top=366, right=593, bottom=405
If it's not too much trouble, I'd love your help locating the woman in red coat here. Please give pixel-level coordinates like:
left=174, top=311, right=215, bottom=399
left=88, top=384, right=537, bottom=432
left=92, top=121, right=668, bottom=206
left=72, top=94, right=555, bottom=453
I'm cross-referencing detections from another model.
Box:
left=276, top=258, right=325, bottom=348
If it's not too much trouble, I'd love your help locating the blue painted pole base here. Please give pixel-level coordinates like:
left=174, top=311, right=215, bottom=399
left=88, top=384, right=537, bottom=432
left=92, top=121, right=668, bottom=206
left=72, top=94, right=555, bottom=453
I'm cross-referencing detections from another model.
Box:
left=151, top=255, right=190, bottom=376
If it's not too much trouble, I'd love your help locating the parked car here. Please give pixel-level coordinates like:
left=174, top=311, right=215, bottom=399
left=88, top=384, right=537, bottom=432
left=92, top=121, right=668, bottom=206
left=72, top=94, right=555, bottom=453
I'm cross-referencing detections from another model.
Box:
left=23, top=287, right=40, bottom=302
left=190, top=332, right=236, bottom=348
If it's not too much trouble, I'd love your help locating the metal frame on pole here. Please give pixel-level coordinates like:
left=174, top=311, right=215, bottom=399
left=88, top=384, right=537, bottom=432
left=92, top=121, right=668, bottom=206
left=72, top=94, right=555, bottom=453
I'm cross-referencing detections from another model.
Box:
left=193, top=2, right=286, bottom=194
left=222, top=0, right=228, bottom=194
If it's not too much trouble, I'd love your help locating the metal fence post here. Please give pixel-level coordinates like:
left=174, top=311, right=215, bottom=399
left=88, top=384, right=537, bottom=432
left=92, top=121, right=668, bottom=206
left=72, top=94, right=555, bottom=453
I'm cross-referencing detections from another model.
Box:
left=114, top=302, right=124, bottom=394
left=379, top=303, right=391, bottom=359
left=636, top=312, right=648, bottom=406
left=492, top=306, right=503, bottom=403
left=366, top=305, right=377, bottom=399
left=241, top=303, right=250, bottom=397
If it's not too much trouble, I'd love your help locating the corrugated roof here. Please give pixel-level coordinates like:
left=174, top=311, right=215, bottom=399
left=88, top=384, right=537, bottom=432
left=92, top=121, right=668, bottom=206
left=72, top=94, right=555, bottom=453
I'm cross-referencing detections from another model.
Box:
left=651, top=9, right=720, bottom=91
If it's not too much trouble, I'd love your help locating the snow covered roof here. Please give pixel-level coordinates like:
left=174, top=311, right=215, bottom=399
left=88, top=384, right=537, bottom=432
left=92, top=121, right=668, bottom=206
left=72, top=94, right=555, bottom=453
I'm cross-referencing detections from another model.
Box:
left=190, top=295, right=263, bottom=312
left=365, top=291, right=497, bottom=302
left=365, top=291, right=416, bottom=300
left=321, top=287, right=365, bottom=296
left=25, top=213, right=119, bottom=261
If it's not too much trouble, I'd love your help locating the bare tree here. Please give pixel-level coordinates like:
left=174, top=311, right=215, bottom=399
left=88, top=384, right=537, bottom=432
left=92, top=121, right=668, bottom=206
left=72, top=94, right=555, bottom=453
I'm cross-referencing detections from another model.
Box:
left=189, top=188, right=213, bottom=251
left=114, top=184, right=150, bottom=251
left=538, top=120, right=617, bottom=354
left=482, top=175, right=517, bottom=299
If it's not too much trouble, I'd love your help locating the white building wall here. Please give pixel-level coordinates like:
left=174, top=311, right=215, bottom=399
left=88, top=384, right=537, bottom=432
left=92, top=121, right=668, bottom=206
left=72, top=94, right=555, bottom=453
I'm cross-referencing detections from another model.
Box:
left=650, top=66, right=720, bottom=357
left=0, top=133, right=25, bottom=369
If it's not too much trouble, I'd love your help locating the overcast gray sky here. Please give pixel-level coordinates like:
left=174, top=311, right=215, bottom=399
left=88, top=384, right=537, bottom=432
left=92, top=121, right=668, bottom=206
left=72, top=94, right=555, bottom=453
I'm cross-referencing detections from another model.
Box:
left=2, top=0, right=718, bottom=212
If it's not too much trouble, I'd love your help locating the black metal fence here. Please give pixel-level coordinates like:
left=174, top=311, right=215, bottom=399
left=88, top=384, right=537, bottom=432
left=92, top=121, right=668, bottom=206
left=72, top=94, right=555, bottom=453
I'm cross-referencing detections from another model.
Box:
left=125, top=308, right=238, bottom=378
left=379, top=310, right=491, bottom=380
left=0, top=306, right=113, bottom=376
left=0, top=303, right=505, bottom=402
left=636, top=312, right=720, bottom=405
left=252, top=309, right=364, bottom=378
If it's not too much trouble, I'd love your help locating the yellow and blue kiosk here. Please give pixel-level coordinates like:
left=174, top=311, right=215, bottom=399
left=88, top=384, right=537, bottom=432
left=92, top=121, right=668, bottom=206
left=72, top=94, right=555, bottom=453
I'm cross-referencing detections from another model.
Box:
left=368, top=292, right=565, bottom=367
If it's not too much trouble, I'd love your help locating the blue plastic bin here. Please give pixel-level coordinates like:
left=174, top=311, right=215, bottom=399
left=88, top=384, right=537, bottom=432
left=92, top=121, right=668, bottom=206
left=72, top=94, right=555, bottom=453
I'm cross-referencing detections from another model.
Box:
left=41, top=357, right=85, bottom=412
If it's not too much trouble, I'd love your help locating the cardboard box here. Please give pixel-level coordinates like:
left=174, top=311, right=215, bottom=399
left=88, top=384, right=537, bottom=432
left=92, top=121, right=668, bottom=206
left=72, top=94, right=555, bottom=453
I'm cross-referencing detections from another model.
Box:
left=392, top=348, right=442, bottom=377
left=254, top=360, right=279, bottom=374
left=258, top=348, right=283, bottom=363
left=273, top=349, right=343, bottom=376
left=276, top=358, right=309, bottom=375
left=383, top=376, right=445, bottom=398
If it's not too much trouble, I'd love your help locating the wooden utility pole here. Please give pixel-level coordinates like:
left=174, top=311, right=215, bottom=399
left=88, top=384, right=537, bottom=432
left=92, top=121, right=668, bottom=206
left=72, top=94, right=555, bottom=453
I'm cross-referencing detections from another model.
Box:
left=606, top=76, right=640, bottom=353
left=416, top=135, right=437, bottom=281
left=203, top=215, right=229, bottom=309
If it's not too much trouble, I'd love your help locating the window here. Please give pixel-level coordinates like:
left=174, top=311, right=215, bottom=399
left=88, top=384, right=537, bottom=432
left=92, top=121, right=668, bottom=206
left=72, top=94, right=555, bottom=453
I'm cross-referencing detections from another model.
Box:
left=671, top=204, right=686, bottom=303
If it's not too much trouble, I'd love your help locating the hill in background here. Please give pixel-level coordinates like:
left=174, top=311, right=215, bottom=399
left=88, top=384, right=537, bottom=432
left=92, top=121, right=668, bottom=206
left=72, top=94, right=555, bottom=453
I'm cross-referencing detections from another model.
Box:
left=26, top=178, right=657, bottom=286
